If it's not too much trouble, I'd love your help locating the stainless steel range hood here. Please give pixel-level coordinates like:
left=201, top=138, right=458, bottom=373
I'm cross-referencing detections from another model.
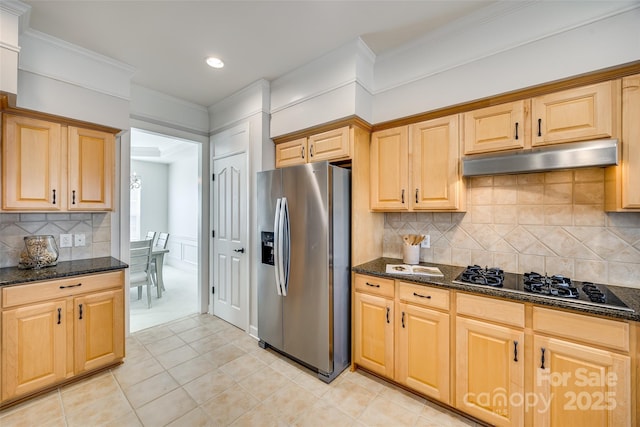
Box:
left=462, top=139, right=619, bottom=177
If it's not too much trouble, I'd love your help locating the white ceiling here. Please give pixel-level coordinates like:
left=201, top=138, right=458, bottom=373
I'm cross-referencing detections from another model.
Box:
left=130, top=128, right=197, bottom=164
left=22, top=0, right=496, bottom=108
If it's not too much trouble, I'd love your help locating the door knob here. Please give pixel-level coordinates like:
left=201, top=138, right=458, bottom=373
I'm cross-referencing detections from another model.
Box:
left=234, top=248, right=245, bottom=253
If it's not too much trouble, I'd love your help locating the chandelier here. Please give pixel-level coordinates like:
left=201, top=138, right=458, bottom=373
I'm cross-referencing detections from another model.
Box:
left=130, top=172, right=142, bottom=189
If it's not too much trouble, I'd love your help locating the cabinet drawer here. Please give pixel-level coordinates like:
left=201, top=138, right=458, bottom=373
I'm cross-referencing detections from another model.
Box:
left=456, top=293, right=524, bottom=328
left=354, top=274, right=394, bottom=298
left=398, top=282, right=449, bottom=310
left=2, top=271, right=124, bottom=308
left=533, top=306, right=629, bottom=352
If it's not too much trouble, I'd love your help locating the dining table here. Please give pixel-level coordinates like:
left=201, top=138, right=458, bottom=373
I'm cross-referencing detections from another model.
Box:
left=151, top=248, right=169, bottom=295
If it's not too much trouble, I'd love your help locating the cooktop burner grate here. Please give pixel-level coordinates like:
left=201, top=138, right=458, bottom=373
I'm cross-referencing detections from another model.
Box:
left=459, top=265, right=504, bottom=287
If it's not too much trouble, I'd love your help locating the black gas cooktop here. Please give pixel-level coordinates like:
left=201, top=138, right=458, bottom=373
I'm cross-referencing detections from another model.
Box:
left=453, top=265, right=633, bottom=312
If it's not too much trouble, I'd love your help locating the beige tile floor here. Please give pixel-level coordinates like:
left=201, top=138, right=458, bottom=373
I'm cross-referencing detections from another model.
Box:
left=0, top=314, right=480, bottom=427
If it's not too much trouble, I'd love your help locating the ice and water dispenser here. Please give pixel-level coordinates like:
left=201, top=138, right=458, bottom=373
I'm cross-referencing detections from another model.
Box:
left=261, top=232, right=274, bottom=265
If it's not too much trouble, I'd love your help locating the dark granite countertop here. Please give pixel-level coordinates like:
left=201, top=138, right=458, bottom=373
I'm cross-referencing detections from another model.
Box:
left=353, top=257, right=640, bottom=323
left=0, top=257, right=128, bottom=287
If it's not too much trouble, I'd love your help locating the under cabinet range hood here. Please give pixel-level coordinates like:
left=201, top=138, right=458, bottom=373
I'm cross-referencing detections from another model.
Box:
left=462, top=139, right=619, bottom=176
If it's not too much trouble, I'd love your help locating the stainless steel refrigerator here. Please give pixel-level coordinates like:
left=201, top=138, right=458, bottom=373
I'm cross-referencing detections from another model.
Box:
left=257, top=161, right=350, bottom=383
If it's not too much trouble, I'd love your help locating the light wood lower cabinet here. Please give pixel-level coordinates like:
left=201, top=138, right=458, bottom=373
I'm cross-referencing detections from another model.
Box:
left=353, top=275, right=637, bottom=426
left=396, top=301, right=450, bottom=403
left=74, top=289, right=124, bottom=373
left=354, top=289, right=394, bottom=378
left=1, top=271, right=125, bottom=404
left=1, top=299, right=69, bottom=400
left=456, top=316, right=525, bottom=427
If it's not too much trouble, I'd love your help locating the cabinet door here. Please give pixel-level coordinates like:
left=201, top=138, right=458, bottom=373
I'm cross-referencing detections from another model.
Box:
left=463, top=100, right=528, bottom=154
left=620, top=74, right=640, bottom=209
left=353, top=291, right=394, bottom=378
left=533, top=336, right=631, bottom=427
left=67, top=126, right=114, bottom=210
left=410, top=115, right=464, bottom=210
left=532, top=81, right=616, bottom=146
left=307, top=126, right=350, bottom=162
left=275, top=137, right=307, bottom=168
left=74, top=289, right=124, bottom=373
left=1, top=115, right=62, bottom=210
left=396, top=302, right=449, bottom=403
left=456, top=317, right=524, bottom=427
left=1, top=300, right=68, bottom=400
left=370, top=126, right=409, bottom=210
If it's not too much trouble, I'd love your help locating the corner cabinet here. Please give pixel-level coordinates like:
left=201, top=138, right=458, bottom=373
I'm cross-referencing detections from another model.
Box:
left=370, top=115, right=465, bottom=212
left=1, top=113, right=116, bottom=212
left=1, top=271, right=125, bottom=405
left=275, top=126, right=351, bottom=168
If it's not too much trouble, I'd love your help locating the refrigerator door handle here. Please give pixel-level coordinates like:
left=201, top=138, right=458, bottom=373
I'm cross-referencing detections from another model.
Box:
left=273, top=198, right=283, bottom=296
left=281, top=197, right=290, bottom=296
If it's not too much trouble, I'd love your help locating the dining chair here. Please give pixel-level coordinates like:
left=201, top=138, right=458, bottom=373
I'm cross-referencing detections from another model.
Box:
left=129, top=239, right=155, bottom=308
left=145, top=231, right=157, bottom=246
left=151, top=232, right=170, bottom=292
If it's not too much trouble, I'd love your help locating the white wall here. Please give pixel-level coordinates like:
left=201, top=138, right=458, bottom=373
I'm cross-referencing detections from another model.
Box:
left=168, top=146, right=199, bottom=270
left=209, top=80, right=272, bottom=338
left=131, top=160, right=169, bottom=236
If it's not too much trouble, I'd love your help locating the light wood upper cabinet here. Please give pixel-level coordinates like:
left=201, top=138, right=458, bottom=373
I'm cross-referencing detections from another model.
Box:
left=275, top=126, right=352, bottom=168
left=532, top=81, right=617, bottom=146
left=1, top=115, right=62, bottom=210
left=68, top=126, right=114, bottom=210
left=463, top=100, right=528, bottom=155
left=370, top=126, right=409, bottom=210
left=307, top=126, right=350, bottom=162
left=275, top=137, right=307, bottom=168
left=1, top=114, right=116, bottom=211
left=371, top=116, right=465, bottom=212
left=606, top=74, right=640, bottom=211
left=410, top=115, right=464, bottom=210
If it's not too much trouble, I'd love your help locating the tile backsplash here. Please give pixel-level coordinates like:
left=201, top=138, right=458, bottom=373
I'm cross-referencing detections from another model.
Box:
left=0, top=213, right=111, bottom=268
left=383, top=169, right=640, bottom=288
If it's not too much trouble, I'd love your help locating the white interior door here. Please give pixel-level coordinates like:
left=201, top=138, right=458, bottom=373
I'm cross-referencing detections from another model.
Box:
left=212, top=152, right=248, bottom=329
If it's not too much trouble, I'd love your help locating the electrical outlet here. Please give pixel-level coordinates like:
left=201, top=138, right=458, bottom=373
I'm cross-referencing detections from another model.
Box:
left=420, top=235, right=431, bottom=248
left=74, top=234, right=86, bottom=247
left=60, top=234, right=73, bottom=248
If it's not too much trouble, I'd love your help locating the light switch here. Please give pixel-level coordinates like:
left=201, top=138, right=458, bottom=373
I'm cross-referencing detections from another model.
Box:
left=420, top=235, right=430, bottom=248
left=74, top=234, right=86, bottom=247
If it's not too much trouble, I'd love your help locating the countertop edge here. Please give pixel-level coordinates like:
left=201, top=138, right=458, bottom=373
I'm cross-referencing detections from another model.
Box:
left=0, top=257, right=128, bottom=287
left=353, top=258, right=640, bottom=323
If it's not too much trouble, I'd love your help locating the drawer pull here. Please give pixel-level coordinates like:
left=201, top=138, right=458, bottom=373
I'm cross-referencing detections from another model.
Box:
left=386, top=307, right=390, bottom=324
left=365, top=282, right=380, bottom=288
left=540, top=347, right=546, bottom=369
left=514, top=341, right=518, bottom=362
left=57, top=307, right=61, bottom=325
left=60, top=283, right=82, bottom=289
left=401, top=311, right=405, bottom=328
left=413, top=292, right=431, bottom=299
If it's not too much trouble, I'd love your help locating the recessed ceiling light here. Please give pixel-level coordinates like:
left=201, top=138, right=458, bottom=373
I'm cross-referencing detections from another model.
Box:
left=206, top=57, right=224, bottom=69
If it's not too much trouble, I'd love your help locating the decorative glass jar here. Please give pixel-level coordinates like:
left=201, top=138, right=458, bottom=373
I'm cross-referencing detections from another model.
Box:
left=18, top=235, right=59, bottom=269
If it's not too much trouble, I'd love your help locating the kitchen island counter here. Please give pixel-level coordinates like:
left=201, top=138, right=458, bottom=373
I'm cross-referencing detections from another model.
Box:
left=353, top=257, right=640, bottom=322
